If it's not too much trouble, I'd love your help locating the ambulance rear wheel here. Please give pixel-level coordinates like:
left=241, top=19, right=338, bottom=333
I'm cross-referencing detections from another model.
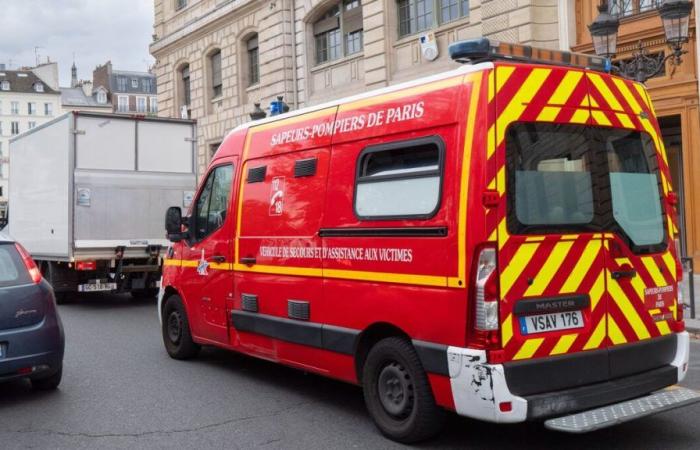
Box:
left=162, top=295, right=200, bottom=359
left=362, top=337, right=443, bottom=443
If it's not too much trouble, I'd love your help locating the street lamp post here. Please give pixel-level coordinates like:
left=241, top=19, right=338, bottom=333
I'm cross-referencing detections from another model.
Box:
left=588, top=0, right=694, bottom=83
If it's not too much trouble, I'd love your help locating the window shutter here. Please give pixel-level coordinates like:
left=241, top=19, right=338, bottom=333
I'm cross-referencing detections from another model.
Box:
left=343, top=7, right=363, bottom=33
left=313, top=16, right=339, bottom=36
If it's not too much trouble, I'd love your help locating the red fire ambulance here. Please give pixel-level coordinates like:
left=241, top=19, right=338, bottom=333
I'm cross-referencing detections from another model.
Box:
left=159, top=38, right=698, bottom=442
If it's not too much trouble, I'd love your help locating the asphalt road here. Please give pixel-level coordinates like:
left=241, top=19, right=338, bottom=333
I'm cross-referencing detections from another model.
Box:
left=1, top=293, right=699, bottom=450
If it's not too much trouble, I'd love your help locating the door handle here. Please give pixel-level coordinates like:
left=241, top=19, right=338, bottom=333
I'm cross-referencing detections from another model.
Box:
left=240, top=257, right=256, bottom=265
left=207, top=255, right=226, bottom=263
left=612, top=269, right=637, bottom=280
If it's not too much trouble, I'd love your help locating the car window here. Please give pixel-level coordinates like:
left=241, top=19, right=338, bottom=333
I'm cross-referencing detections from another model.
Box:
left=193, top=164, right=233, bottom=241
left=0, top=244, right=32, bottom=287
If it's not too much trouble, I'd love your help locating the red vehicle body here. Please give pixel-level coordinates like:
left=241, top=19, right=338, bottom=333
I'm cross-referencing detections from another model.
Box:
left=159, top=40, right=693, bottom=442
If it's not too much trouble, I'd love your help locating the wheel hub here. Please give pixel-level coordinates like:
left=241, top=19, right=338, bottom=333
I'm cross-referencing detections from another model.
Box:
left=167, top=311, right=182, bottom=344
left=378, top=362, right=414, bottom=418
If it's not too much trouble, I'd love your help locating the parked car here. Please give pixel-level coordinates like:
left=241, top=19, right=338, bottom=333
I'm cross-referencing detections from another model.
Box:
left=0, top=233, right=64, bottom=389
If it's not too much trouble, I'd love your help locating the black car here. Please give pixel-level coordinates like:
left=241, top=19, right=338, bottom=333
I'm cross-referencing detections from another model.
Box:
left=0, top=233, right=64, bottom=389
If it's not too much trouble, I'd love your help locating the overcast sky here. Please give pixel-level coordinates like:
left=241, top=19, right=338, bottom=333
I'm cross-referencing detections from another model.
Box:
left=0, top=0, right=155, bottom=86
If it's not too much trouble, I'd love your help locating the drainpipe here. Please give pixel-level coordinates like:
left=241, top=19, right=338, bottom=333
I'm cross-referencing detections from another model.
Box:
left=291, top=0, right=299, bottom=109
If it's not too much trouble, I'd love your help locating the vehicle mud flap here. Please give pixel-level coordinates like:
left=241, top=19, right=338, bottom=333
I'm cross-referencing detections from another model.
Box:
left=544, top=386, right=700, bottom=433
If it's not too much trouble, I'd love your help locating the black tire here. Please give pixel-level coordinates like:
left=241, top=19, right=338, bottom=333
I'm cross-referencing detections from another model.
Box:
left=362, top=337, right=443, bottom=443
left=131, top=289, right=158, bottom=300
left=31, top=365, right=63, bottom=390
left=162, top=295, right=200, bottom=360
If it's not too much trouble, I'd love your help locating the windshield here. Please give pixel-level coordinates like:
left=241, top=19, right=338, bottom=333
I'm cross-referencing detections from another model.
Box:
left=506, top=123, right=666, bottom=253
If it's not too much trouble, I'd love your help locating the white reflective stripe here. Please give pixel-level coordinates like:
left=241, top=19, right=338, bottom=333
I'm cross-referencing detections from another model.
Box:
left=671, top=331, right=690, bottom=383
left=447, top=346, right=528, bottom=423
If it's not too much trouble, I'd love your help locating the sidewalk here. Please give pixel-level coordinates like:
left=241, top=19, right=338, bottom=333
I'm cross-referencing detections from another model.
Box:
left=680, top=274, right=700, bottom=333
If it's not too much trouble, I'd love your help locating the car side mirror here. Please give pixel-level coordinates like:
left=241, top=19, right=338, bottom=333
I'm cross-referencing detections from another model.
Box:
left=165, top=206, right=187, bottom=242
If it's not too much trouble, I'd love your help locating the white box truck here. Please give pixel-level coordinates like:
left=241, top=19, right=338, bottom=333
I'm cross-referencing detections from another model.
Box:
left=9, top=112, right=196, bottom=301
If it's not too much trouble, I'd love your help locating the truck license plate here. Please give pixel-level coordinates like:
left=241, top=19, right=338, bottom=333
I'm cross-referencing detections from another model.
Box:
left=78, top=282, right=117, bottom=292
left=519, top=311, right=584, bottom=335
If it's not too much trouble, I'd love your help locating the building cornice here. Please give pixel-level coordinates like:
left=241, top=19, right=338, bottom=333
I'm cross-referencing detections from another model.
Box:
left=150, top=0, right=260, bottom=56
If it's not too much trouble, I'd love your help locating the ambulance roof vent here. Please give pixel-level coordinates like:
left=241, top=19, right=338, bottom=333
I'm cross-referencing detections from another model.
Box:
left=449, top=38, right=611, bottom=73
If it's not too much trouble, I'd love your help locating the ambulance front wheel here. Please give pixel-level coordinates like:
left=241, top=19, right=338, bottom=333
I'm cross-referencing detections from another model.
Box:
left=362, top=337, right=443, bottom=443
left=162, top=295, right=200, bottom=359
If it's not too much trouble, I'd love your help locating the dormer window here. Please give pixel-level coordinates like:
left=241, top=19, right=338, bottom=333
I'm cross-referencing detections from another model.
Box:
left=97, top=91, right=107, bottom=104
left=0, top=81, right=9, bottom=91
left=33, top=82, right=44, bottom=92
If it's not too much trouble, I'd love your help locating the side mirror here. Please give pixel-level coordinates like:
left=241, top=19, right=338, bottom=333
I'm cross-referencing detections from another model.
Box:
left=165, top=206, right=187, bottom=242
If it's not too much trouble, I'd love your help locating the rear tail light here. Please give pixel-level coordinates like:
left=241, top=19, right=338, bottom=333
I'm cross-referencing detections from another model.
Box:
left=14, top=243, right=42, bottom=284
left=76, top=260, right=97, bottom=271
left=468, top=245, right=501, bottom=351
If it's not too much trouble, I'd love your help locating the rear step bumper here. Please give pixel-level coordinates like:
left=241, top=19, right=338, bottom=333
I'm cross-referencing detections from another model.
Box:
left=544, top=387, right=700, bottom=433
left=446, top=332, right=690, bottom=425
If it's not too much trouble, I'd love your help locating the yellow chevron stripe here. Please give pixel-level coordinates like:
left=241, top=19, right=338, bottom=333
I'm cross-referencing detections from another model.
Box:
left=633, top=82, right=653, bottom=111
left=502, top=313, right=514, bottom=346
left=497, top=218, right=509, bottom=250
left=513, top=338, right=544, bottom=360
left=496, top=66, right=516, bottom=96
left=525, top=236, right=545, bottom=242
left=561, top=239, right=601, bottom=293
left=608, top=278, right=651, bottom=340
left=524, top=240, right=575, bottom=296
left=591, top=110, right=612, bottom=126
left=641, top=257, right=667, bottom=287
left=495, top=68, right=552, bottom=148
left=583, top=318, right=607, bottom=350
left=548, top=71, right=584, bottom=105
left=586, top=94, right=599, bottom=108
left=662, top=251, right=677, bottom=281
left=656, top=320, right=671, bottom=335
left=550, top=333, right=578, bottom=355
left=588, top=73, right=624, bottom=111
left=589, top=271, right=606, bottom=310
left=537, top=106, right=560, bottom=122
left=487, top=124, right=496, bottom=158
left=488, top=228, right=497, bottom=242
left=570, top=109, right=589, bottom=123
left=500, top=242, right=540, bottom=296
left=488, top=70, right=495, bottom=102
left=607, top=314, right=627, bottom=345
left=616, top=113, right=635, bottom=129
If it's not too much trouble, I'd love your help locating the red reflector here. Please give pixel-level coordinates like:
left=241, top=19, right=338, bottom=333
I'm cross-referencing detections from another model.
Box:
left=18, top=367, right=33, bottom=375
left=482, top=190, right=500, bottom=208
left=76, top=261, right=97, bottom=271
left=499, top=401, right=512, bottom=412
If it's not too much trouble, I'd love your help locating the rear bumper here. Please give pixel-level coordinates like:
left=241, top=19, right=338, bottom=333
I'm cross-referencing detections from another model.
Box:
left=0, top=315, right=65, bottom=382
left=447, top=332, right=690, bottom=423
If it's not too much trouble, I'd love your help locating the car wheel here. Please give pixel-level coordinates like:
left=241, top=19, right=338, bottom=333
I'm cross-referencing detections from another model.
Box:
left=162, top=295, right=200, bottom=359
left=31, top=365, right=63, bottom=390
left=362, top=337, right=443, bottom=443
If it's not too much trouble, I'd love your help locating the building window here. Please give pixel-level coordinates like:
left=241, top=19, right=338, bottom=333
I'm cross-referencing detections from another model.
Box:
left=33, top=82, right=44, bottom=92
left=247, top=36, right=260, bottom=86
left=11, top=122, right=19, bottom=135
left=175, top=0, right=187, bottom=10
left=97, top=91, right=107, bottom=104
left=150, top=97, right=158, bottom=113
left=28, top=102, right=36, bottom=115
left=209, top=50, right=223, bottom=99
left=142, top=77, right=154, bottom=93
left=0, top=81, right=9, bottom=91
left=314, top=1, right=363, bottom=65
left=11, top=102, right=19, bottom=115
left=136, top=97, right=146, bottom=113
left=28, top=121, right=36, bottom=130
left=398, top=0, right=469, bottom=37
left=117, top=77, right=128, bottom=91
left=131, top=78, right=139, bottom=89
left=118, top=96, right=129, bottom=112
left=44, top=103, right=53, bottom=116
left=179, top=64, right=191, bottom=106
left=609, top=0, right=662, bottom=17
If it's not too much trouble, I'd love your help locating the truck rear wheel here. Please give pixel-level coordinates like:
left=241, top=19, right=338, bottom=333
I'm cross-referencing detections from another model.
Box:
left=162, top=295, right=200, bottom=360
left=362, top=337, right=443, bottom=443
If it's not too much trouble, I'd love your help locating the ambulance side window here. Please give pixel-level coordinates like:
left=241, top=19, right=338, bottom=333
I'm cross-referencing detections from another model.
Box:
left=193, top=164, right=233, bottom=241
left=354, top=136, right=444, bottom=220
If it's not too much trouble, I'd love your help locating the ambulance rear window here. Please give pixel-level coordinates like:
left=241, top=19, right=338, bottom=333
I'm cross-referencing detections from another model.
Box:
left=355, top=136, right=444, bottom=219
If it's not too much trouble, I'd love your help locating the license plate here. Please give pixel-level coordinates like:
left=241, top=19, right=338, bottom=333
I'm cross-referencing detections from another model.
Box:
left=519, top=311, right=584, bottom=335
left=78, top=282, right=117, bottom=292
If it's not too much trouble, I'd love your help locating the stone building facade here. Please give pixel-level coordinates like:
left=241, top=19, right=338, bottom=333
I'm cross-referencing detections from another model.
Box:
left=150, top=0, right=563, bottom=176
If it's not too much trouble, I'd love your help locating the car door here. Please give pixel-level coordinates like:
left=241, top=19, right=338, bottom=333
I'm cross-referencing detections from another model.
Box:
left=179, top=160, right=236, bottom=344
